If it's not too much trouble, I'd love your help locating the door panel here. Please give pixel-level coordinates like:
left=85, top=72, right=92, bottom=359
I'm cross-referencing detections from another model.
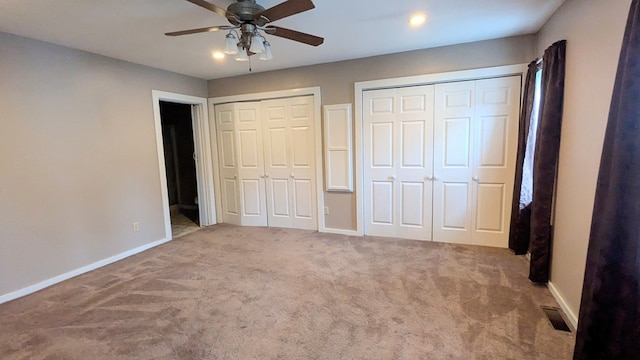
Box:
left=234, top=102, right=267, bottom=226
left=400, top=182, right=423, bottom=226
left=441, top=182, right=469, bottom=230
left=262, top=96, right=317, bottom=230
left=241, top=179, right=262, bottom=216
left=433, top=81, right=475, bottom=244
left=286, top=96, right=317, bottom=230
left=215, top=103, right=241, bottom=225
left=364, top=88, right=398, bottom=238
left=478, top=115, right=508, bottom=167
left=291, top=126, right=311, bottom=167
left=443, top=118, right=471, bottom=167
left=371, top=96, right=394, bottom=114
left=269, top=178, right=291, bottom=219
left=266, top=106, right=285, bottom=121
left=471, top=76, right=521, bottom=247
left=396, top=86, right=434, bottom=240
left=238, top=129, right=259, bottom=168
left=267, top=127, right=288, bottom=167
left=401, top=121, right=425, bottom=167
left=215, top=96, right=317, bottom=230
left=371, top=122, right=394, bottom=167
left=223, top=178, right=239, bottom=216
left=238, top=108, right=257, bottom=122
left=364, top=85, right=434, bottom=240
left=360, top=76, right=520, bottom=246
left=372, top=181, right=394, bottom=224
left=293, top=179, right=313, bottom=219
left=475, top=183, right=505, bottom=232
left=401, top=94, right=426, bottom=112
left=291, top=103, right=311, bottom=118
left=444, top=89, right=472, bottom=108
left=220, top=131, right=236, bottom=168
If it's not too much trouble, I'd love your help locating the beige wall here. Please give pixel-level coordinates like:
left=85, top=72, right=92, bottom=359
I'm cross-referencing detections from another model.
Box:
left=208, top=35, right=538, bottom=230
left=537, top=0, right=630, bottom=323
left=0, top=32, right=207, bottom=297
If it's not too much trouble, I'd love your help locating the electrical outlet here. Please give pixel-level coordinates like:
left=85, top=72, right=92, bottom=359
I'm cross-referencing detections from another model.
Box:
left=324, top=206, right=329, bottom=215
left=133, top=222, right=140, bottom=232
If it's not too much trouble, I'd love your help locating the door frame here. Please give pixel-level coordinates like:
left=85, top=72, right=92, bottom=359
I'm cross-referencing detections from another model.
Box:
left=209, top=87, right=324, bottom=230
left=152, top=90, right=217, bottom=241
left=354, top=64, right=528, bottom=236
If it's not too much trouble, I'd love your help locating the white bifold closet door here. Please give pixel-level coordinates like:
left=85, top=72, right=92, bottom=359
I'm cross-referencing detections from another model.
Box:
left=433, top=76, right=520, bottom=247
left=262, top=96, right=317, bottom=230
left=214, top=96, right=317, bottom=230
left=215, top=101, right=267, bottom=226
left=363, top=76, right=520, bottom=247
left=363, top=85, right=435, bottom=241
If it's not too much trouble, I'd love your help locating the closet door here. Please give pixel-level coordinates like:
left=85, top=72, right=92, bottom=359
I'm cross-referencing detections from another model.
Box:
left=262, top=96, right=317, bottom=230
left=235, top=102, right=268, bottom=227
left=471, top=76, right=520, bottom=247
left=215, top=102, right=267, bottom=226
left=433, top=81, right=475, bottom=244
left=215, top=103, right=241, bottom=225
left=363, top=86, right=434, bottom=240
left=433, top=76, right=520, bottom=247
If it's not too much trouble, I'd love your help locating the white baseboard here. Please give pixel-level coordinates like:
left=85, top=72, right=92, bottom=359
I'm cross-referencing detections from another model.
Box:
left=548, top=280, right=579, bottom=331
left=0, top=237, right=171, bottom=304
left=320, top=227, right=360, bottom=237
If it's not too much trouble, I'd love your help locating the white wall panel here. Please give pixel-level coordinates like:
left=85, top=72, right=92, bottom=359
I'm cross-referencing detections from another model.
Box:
left=323, top=104, right=353, bottom=192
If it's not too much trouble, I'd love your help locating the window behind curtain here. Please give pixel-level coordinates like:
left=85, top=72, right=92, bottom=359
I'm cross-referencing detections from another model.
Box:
left=520, top=65, right=543, bottom=209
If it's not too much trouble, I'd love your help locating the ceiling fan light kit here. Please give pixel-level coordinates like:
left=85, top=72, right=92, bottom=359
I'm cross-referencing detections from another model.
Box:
left=235, top=45, right=250, bottom=61
left=249, top=33, right=266, bottom=54
left=259, top=41, right=273, bottom=60
left=224, top=33, right=239, bottom=54
left=166, top=0, right=323, bottom=63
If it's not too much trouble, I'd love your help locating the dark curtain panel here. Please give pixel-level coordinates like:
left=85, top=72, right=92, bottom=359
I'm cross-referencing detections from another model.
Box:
left=509, top=61, right=539, bottom=255
left=574, top=1, right=640, bottom=358
left=529, top=40, right=567, bottom=283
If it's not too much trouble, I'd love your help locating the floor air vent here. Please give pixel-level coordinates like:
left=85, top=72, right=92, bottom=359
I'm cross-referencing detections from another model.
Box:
left=541, top=306, right=571, bottom=332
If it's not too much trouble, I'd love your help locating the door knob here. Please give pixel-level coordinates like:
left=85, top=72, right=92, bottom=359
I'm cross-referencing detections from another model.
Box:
left=233, top=174, right=237, bottom=180
left=389, top=175, right=396, bottom=181
left=433, top=176, right=440, bottom=181
left=473, top=176, right=480, bottom=182
left=260, top=174, right=265, bottom=179
left=265, top=173, right=269, bottom=178
left=290, top=174, right=295, bottom=179
left=424, top=175, right=433, bottom=181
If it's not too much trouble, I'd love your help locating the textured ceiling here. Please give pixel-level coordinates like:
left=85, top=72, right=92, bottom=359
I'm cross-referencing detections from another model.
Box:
left=0, top=0, right=565, bottom=80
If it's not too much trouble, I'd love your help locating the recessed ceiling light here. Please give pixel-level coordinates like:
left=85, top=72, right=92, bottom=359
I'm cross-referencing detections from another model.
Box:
left=212, top=51, right=225, bottom=60
left=409, top=14, right=427, bottom=27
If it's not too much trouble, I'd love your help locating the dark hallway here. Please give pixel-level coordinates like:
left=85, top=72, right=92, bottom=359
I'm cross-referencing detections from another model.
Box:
left=159, top=101, right=200, bottom=237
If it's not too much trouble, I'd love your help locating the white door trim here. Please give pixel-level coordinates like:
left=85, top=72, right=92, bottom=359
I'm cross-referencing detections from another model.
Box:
left=209, top=87, right=325, bottom=231
left=355, top=64, right=528, bottom=236
left=152, top=90, right=216, bottom=241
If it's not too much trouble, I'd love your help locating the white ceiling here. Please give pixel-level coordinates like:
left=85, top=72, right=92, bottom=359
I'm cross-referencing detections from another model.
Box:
left=0, top=0, right=565, bottom=80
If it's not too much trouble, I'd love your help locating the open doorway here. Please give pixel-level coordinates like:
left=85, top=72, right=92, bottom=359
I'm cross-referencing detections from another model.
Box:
left=159, top=101, right=200, bottom=238
left=152, top=90, right=216, bottom=240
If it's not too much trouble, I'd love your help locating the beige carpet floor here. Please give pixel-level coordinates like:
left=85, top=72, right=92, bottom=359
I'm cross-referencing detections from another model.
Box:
left=0, top=224, right=575, bottom=359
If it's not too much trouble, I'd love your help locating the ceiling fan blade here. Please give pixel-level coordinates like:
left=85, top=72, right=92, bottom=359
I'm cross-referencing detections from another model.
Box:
left=255, top=0, right=315, bottom=23
left=165, top=26, right=225, bottom=36
left=186, top=0, right=230, bottom=18
left=266, top=26, right=323, bottom=46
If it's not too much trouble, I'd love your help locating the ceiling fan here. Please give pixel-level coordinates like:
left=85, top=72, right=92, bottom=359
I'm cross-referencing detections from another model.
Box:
left=166, top=0, right=324, bottom=61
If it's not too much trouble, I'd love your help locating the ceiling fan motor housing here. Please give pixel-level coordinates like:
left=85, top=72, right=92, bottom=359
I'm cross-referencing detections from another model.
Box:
left=167, top=0, right=323, bottom=48
left=227, top=0, right=265, bottom=25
